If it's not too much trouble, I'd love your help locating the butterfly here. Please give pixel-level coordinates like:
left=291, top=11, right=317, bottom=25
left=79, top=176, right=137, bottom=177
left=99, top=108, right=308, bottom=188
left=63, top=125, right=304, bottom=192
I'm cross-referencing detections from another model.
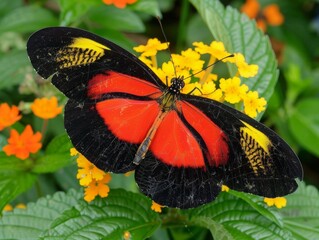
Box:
left=27, top=27, right=303, bottom=209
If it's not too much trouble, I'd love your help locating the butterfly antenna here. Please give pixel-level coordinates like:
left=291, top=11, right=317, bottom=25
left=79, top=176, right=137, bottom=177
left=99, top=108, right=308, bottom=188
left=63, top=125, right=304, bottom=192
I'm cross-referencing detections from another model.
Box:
left=183, top=54, right=234, bottom=81
left=156, top=16, right=178, bottom=79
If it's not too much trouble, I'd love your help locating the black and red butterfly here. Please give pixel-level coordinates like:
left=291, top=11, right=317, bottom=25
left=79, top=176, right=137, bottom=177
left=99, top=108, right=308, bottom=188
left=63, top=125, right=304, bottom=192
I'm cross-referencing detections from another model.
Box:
left=27, top=27, right=303, bottom=209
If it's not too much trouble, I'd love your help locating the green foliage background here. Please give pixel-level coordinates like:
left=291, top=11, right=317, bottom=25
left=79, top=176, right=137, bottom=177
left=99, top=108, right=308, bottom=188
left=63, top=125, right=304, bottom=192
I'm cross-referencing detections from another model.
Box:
left=0, top=0, right=319, bottom=239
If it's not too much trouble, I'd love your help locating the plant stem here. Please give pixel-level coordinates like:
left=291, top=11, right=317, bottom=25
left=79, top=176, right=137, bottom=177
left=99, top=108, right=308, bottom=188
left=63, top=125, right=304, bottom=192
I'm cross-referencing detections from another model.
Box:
left=176, top=0, right=190, bottom=52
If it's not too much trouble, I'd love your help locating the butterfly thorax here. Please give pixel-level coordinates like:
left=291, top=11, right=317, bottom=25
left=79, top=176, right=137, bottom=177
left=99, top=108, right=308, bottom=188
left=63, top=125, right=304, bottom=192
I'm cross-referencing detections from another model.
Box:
left=159, top=77, right=185, bottom=112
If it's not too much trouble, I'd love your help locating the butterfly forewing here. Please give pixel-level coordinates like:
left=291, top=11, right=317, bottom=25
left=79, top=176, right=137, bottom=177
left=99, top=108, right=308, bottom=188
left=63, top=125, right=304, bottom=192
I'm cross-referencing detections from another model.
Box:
left=27, top=27, right=303, bottom=209
left=27, top=27, right=166, bottom=100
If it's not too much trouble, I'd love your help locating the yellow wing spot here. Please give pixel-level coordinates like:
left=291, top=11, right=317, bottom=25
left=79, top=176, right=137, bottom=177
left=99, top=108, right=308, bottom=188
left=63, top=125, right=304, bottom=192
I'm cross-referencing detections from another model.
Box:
left=240, top=120, right=272, bottom=175
left=69, top=37, right=110, bottom=52
left=240, top=121, right=271, bottom=154
left=56, top=37, right=110, bottom=69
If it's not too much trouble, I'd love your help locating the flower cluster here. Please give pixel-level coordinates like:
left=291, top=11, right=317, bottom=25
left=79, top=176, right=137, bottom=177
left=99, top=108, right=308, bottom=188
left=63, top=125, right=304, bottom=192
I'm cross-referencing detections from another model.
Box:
left=133, top=38, right=266, bottom=118
left=3, top=203, right=26, bottom=212
left=0, top=97, right=62, bottom=160
left=241, top=0, right=284, bottom=32
left=71, top=148, right=112, bottom=202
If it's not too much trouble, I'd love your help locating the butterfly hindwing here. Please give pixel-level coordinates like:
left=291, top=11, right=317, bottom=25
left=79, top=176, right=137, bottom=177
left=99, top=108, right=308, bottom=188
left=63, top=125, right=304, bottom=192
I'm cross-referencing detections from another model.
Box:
left=179, top=95, right=303, bottom=197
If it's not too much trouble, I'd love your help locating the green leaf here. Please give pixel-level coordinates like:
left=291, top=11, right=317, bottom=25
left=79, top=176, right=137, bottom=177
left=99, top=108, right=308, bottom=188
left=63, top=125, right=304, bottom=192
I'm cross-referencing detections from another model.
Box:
left=190, top=0, right=278, bottom=102
left=0, top=5, right=58, bottom=34
left=186, top=192, right=292, bottom=239
left=32, top=134, right=75, bottom=173
left=190, top=216, right=233, bottom=240
left=53, top=165, right=79, bottom=191
left=281, top=182, right=319, bottom=240
left=0, top=189, right=82, bottom=239
left=288, top=98, right=319, bottom=156
left=0, top=170, right=37, bottom=211
left=41, top=189, right=161, bottom=239
left=45, top=134, right=73, bottom=154
left=228, top=190, right=283, bottom=227
left=87, top=5, right=145, bottom=33
left=58, top=0, right=100, bottom=26
left=0, top=50, right=30, bottom=90
left=0, top=0, right=23, bottom=17
left=129, top=0, right=161, bottom=17
left=0, top=152, right=33, bottom=172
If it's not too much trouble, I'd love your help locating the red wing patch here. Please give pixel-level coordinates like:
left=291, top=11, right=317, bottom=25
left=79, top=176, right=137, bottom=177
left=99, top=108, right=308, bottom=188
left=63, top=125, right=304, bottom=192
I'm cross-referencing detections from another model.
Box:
left=150, top=111, right=205, bottom=168
left=181, top=101, right=229, bottom=166
left=88, top=71, right=161, bottom=99
left=96, top=99, right=160, bottom=143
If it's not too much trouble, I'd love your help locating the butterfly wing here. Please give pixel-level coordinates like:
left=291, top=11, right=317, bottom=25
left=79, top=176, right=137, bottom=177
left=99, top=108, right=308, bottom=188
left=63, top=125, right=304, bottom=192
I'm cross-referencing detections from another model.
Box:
left=135, top=94, right=303, bottom=208
left=27, top=27, right=166, bottom=100
left=27, top=27, right=165, bottom=172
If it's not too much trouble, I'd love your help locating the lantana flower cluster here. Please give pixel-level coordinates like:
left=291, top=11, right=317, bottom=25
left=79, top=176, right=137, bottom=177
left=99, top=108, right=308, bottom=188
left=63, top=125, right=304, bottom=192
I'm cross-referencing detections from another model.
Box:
left=1, top=97, right=62, bottom=211
left=71, top=148, right=112, bottom=202
left=241, top=0, right=284, bottom=32
left=0, top=97, right=62, bottom=160
left=134, top=38, right=266, bottom=118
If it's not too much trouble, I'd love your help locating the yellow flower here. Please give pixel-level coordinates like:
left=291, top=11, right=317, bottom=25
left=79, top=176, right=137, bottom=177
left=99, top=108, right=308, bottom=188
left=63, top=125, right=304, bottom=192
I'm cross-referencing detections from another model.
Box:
left=243, top=91, right=267, bottom=118
left=233, top=53, right=259, bottom=78
left=15, top=203, right=26, bottom=209
left=76, top=153, right=105, bottom=186
left=172, top=48, right=204, bottom=72
left=3, top=125, right=42, bottom=160
left=221, top=185, right=230, bottom=192
left=133, top=38, right=265, bottom=117
left=264, top=197, right=287, bottom=209
left=138, top=55, right=153, bottom=67
left=133, top=38, right=168, bottom=57
left=31, top=97, right=62, bottom=120
left=3, top=204, right=13, bottom=211
left=0, top=103, right=22, bottom=131
left=84, top=173, right=112, bottom=202
left=71, top=148, right=112, bottom=202
left=151, top=201, right=163, bottom=213
left=220, top=77, right=249, bottom=104
left=70, top=147, right=78, bottom=156
left=181, top=82, right=201, bottom=95
left=123, top=231, right=131, bottom=240
left=193, top=41, right=230, bottom=60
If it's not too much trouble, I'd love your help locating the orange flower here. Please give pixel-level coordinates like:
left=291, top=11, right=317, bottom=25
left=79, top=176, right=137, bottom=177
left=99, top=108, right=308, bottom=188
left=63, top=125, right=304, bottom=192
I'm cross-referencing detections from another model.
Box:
left=241, top=0, right=284, bottom=31
left=102, top=0, right=137, bottom=8
left=241, top=0, right=259, bottom=19
left=3, top=125, right=42, bottom=160
left=31, top=97, right=62, bottom=120
left=263, top=5, right=284, bottom=26
left=0, top=103, right=22, bottom=131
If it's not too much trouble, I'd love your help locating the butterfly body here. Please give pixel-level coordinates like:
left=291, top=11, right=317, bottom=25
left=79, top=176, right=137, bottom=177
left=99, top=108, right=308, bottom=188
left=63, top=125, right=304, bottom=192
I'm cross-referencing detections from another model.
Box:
left=27, top=27, right=303, bottom=209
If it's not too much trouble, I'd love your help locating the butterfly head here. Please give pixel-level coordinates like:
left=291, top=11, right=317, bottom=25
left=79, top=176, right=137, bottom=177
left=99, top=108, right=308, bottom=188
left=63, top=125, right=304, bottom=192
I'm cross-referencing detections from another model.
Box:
left=168, top=77, right=185, bottom=95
